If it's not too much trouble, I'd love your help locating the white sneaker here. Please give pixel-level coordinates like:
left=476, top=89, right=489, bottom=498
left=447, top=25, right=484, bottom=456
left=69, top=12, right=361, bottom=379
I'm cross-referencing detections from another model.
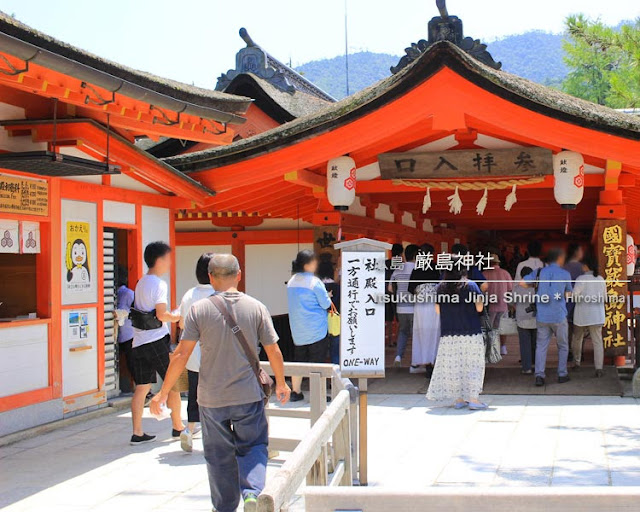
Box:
left=409, top=365, right=427, bottom=374
left=180, top=428, right=193, bottom=453
left=394, top=356, right=402, bottom=367
left=501, top=345, right=508, bottom=356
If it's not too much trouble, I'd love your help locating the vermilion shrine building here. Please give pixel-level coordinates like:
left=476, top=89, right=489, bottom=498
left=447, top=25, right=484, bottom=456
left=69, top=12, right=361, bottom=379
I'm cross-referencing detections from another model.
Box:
left=0, top=6, right=639, bottom=434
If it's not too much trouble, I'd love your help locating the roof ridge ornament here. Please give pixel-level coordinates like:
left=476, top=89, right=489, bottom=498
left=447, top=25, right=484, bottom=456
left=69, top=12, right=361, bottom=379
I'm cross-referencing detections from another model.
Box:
left=390, top=0, right=502, bottom=74
left=216, top=28, right=295, bottom=94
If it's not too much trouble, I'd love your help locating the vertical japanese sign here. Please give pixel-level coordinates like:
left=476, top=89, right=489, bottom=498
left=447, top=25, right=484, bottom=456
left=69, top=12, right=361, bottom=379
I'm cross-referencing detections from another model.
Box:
left=340, top=251, right=386, bottom=377
left=597, top=220, right=628, bottom=355
left=65, top=221, right=92, bottom=295
left=313, top=225, right=340, bottom=272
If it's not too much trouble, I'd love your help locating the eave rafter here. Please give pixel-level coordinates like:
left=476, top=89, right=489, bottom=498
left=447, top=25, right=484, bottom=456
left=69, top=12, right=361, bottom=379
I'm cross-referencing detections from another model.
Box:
left=2, top=119, right=211, bottom=205
left=0, top=52, right=235, bottom=144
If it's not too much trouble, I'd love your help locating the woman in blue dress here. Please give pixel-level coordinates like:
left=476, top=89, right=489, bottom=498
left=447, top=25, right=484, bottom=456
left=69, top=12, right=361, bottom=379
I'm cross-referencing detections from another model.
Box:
left=426, top=265, right=487, bottom=410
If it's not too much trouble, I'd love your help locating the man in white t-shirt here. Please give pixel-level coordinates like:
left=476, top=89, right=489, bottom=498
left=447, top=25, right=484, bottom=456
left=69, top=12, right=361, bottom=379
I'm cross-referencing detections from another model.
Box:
left=129, top=242, right=182, bottom=445
left=515, top=240, right=545, bottom=281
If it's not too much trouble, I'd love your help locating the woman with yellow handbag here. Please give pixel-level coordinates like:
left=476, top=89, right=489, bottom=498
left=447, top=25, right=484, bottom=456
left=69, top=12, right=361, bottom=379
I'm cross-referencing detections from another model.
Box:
left=318, top=254, right=341, bottom=365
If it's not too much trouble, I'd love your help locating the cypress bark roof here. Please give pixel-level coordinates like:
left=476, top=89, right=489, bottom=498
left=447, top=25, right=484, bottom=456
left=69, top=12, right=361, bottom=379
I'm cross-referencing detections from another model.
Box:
left=166, top=41, right=640, bottom=173
left=0, top=11, right=251, bottom=116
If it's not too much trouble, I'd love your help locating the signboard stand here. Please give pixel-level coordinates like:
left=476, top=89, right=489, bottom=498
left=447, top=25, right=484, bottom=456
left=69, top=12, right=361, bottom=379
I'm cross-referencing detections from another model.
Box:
left=334, top=237, right=391, bottom=486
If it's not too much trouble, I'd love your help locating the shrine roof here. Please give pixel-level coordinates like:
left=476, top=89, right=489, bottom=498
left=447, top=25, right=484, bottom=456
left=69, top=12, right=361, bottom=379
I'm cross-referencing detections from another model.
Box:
left=215, top=28, right=334, bottom=122
left=223, top=73, right=334, bottom=122
left=0, top=11, right=252, bottom=121
left=166, top=41, right=640, bottom=172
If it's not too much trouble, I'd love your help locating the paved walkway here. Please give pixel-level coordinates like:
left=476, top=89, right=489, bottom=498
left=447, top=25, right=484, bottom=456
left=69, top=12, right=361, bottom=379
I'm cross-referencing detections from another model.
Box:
left=2, top=395, right=640, bottom=511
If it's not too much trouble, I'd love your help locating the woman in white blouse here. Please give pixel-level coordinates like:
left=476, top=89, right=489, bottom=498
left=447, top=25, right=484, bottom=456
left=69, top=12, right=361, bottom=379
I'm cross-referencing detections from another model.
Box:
left=571, top=255, right=607, bottom=377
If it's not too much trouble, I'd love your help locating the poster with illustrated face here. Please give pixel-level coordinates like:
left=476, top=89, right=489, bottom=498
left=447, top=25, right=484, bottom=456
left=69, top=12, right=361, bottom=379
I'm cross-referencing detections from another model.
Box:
left=65, top=221, right=92, bottom=294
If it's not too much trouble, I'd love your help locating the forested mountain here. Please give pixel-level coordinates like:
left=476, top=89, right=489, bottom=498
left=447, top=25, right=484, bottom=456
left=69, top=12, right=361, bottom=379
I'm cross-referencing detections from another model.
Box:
left=296, top=31, right=567, bottom=99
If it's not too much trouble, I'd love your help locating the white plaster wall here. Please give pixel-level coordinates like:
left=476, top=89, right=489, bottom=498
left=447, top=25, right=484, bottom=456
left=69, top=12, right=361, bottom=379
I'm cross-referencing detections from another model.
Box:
left=62, top=308, right=98, bottom=397
left=0, top=323, right=49, bottom=397
left=175, top=245, right=231, bottom=303
left=103, top=200, right=135, bottom=225
left=141, top=206, right=171, bottom=296
left=402, top=211, right=415, bottom=228
left=245, top=243, right=313, bottom=316
left=110, top=174, right=160, bottom=194
left=0, top=103, right=47, bottom=152
left=376, top=204, right=394, bottom=223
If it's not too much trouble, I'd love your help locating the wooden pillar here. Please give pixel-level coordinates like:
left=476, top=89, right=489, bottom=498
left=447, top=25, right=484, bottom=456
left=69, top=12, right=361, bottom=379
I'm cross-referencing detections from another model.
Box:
left=49, top=177, right=63, bottom=399
left=595, top=220, right=629, bottom=359
left=595, top=161, right=629, bottom=362
left=231, top=233, right=246, bottom=292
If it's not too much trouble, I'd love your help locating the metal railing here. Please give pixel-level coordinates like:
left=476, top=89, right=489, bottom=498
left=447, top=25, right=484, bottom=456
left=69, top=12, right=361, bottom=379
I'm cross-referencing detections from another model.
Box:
left=259, top=362, right=358, bottom=512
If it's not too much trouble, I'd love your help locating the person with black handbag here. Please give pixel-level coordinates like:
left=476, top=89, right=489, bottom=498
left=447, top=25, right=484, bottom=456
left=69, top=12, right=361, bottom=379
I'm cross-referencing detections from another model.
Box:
left=129, top=242, right=182, bottom=445
left=151, top=253, right=289, bottom=512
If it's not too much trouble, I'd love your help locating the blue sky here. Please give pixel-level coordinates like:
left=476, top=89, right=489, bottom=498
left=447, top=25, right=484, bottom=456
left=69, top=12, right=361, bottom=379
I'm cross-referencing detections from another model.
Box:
left=1, top=0, right=637, bottom=89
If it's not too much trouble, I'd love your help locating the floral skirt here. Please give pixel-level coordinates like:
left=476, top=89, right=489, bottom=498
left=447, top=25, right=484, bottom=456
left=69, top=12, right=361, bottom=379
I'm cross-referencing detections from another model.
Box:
left=426, top=333, right=485, bottom=402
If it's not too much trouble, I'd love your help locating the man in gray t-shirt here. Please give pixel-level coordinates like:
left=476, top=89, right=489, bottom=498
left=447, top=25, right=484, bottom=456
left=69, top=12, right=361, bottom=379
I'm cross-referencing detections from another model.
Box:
left=152, top=254, right=289, bottom=512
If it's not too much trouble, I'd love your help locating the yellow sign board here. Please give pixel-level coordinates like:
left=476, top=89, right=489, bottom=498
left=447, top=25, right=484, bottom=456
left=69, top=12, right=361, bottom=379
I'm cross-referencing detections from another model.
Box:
left=0, top=174, right=49, bottom=216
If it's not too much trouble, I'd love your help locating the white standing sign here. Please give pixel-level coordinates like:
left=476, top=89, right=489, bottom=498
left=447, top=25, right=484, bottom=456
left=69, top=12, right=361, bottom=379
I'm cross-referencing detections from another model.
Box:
left=339, top=250, right=386, bottom=378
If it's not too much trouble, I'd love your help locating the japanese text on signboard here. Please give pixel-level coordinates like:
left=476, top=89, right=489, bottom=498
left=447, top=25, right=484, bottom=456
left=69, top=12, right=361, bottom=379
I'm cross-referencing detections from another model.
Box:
left=0, top=174, right=48, bottom=216
left=378, top=147, right=553, bottom=179
left=599, top=222, right=628, bottom=352
left=340, top=252, right=385, bottom=377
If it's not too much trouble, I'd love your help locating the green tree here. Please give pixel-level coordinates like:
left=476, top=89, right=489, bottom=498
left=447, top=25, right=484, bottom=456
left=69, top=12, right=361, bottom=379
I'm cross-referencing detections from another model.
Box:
left=562, top=15, right=640, bottom=108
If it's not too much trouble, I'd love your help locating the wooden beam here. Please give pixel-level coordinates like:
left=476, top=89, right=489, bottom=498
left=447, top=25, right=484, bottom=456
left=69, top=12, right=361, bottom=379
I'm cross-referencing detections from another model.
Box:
left=284, top=169, right=325, bottom=189
left=176, top=229, right=314, bottom=246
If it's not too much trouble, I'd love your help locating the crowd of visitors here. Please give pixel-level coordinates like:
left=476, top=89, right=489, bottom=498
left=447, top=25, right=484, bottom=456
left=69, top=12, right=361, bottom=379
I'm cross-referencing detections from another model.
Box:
left=115, top=237, right=609, bottom=510
left=384, top=238, right=609, bottom=404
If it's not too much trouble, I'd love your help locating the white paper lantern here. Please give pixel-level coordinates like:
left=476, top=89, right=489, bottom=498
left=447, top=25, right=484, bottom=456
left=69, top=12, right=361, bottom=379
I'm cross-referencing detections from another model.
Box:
left=553, top=151, right=585, bottom=209
left=327, top=156, right=356, bottom=211
left=627, top=234, right=637, bottom=276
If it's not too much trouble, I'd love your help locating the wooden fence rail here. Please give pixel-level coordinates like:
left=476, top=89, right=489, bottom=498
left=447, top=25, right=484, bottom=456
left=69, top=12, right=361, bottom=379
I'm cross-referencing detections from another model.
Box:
left=258, top=390, right=352, bottom=512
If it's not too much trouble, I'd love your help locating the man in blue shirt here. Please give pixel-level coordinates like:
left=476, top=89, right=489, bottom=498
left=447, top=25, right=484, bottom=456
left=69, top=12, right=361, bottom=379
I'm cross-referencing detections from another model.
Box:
left=522, top=247, right=572, bottom=387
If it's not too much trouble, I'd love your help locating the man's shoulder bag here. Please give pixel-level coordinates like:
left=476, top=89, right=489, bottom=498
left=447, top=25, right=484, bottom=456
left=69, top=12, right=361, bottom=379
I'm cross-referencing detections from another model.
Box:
left=209, top=294, right=274, bottom=404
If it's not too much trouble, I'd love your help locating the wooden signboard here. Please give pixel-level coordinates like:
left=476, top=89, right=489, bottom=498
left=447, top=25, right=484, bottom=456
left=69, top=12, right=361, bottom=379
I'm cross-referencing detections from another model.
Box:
left=378, top=147, right=553, bottom=179
left=596, top=219, right=628, bottom=355
left=0, top=174, right=48, bottom=216
left=314, top=225, right=340, bottom=271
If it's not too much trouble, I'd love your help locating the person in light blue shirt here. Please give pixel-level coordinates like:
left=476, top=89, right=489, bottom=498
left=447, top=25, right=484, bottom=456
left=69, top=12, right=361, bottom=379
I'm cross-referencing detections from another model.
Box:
left=522, top=247, right=572, bottom=387
left=287, top=250, right=331, bottom=402
left=116, top=265, right=135, bottom=393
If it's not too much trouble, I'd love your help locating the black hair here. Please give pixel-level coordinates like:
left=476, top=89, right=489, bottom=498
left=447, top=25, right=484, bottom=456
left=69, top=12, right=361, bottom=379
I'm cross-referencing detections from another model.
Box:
left=451, top=243, right=469, bottom=255
left=420, top=243, right=435, bottom=255
left=439, top=266, right=466, bottom=295
left=527, top=240, right=542, bottom=258
left=144, top=241, right=171, bottom=269
left=520, top=266, right=533, bottom=279
left=547, top=247, right=564, bottom=264
left=117, top=264, right=129, bottom=288
left=583, top=254, right=599, bottom=277
left=292, top=249, right=317, bottom=274
left=405, top=244, right=420, bottom=262
left=196, top=252, right=214, bottom=285
left=317, top=253, right=335, bottom=281
left=567, top=242, right=581, bottom=261
left=391, top=243, right=404, bottom=257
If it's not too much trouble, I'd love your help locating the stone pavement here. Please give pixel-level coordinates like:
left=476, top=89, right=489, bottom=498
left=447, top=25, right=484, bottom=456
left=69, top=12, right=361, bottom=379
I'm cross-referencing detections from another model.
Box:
left=2, top=394, right=640, bottom=511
